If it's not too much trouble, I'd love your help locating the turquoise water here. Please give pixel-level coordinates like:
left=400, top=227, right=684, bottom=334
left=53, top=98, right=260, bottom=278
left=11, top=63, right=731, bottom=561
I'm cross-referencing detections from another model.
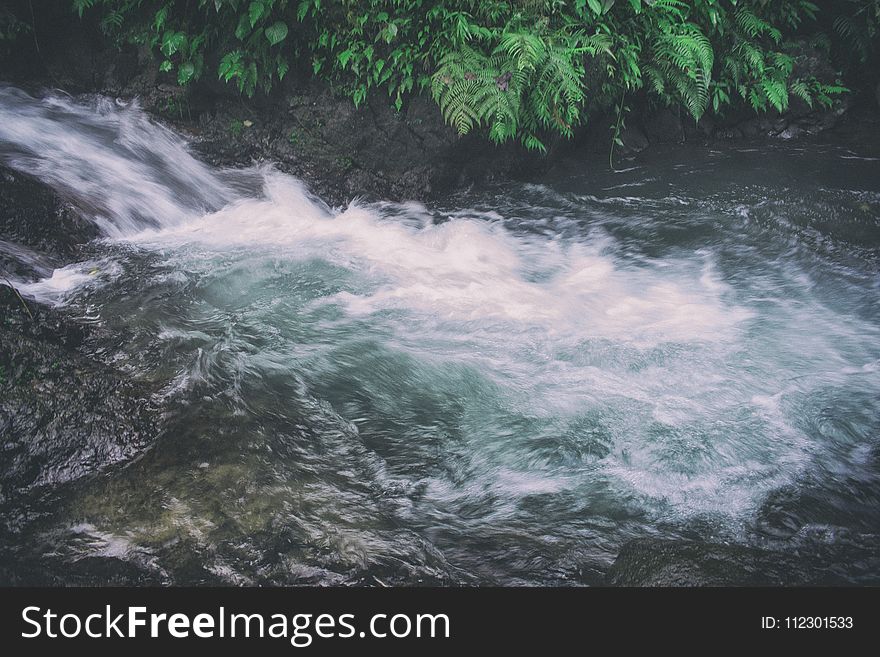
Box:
left=1, top=87, right=878, bottom=584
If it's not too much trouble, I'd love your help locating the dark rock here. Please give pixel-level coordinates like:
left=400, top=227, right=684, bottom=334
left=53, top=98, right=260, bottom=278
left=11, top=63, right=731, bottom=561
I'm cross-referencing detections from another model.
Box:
left=713, top=39, right=853, bottom=141
left=757, top=478, right=880, bottom=540
left=0, top=167, right=99, bottom=263
left=0, top=553, right=169, bottom=586
left=175, top=77, right=546, bottom=206
left=619, top=123, right=649, bottom=154
left=0, top=286, right=158, bottom=506
left=0, top=170, right=159, bottom=514
left=684, top=115, right=714, bottom=141
left=0, top=239, right=54, bottom=281
left=643, top=108, right=685, bottom=144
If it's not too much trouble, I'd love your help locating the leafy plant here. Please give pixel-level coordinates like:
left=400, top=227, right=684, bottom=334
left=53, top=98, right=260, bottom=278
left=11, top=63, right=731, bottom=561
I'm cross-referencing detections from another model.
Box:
left=228, top=118, right=245, bottom=138
left=832, top=0, right=880, bottom=64
left=431, top=26, right=611, bottom=151
left=69, top=0, right=857, bottom=150
left=646, top=21, right=715, bottom=120
left=0, top=5, right=32, bottom=60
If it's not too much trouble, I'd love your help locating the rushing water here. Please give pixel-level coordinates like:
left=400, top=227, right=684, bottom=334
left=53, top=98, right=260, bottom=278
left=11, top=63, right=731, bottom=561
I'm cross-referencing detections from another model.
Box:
left=1, top=86, right=879, bottom=585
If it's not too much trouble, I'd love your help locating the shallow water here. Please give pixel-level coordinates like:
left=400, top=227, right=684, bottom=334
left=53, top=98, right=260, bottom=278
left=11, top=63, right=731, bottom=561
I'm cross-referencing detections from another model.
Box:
left=1, top=87, right=879, bottom=584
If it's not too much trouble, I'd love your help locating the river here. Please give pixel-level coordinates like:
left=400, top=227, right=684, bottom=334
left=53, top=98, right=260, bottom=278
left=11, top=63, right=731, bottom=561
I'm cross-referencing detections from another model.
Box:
left=1, top=86, right=878, bottom=585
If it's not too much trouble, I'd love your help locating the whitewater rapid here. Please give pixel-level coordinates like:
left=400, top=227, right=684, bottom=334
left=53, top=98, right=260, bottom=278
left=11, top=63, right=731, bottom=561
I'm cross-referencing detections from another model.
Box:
left=2, top=86, right=878, bottom=584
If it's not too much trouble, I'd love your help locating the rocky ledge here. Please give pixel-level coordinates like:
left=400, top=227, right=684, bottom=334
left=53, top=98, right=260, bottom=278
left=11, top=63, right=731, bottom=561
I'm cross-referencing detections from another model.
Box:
left=0, top=169, right=158, bottom=519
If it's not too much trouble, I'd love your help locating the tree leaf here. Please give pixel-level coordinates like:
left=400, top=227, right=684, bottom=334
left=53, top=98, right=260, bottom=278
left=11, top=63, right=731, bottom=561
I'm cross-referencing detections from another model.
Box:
left=160, top=31, right=186, bottom=57
left=248, top=1, right=266, bottom=28
left=337, top=49, right=353, bottom=68
left=297, top=0, right=310, bottom=21
left=235, top=14, right=251, bottom=41
left=153, top=7, right=168, bottom=32
left=178, top=61, right=195, bottom=85
left=218, top=51, right=242, bottom=82
left=265, top=21, right=288, bottom=45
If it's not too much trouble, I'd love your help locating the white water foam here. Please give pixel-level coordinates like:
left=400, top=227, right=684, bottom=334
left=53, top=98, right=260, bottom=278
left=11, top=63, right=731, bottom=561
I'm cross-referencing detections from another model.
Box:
left=3, top=87, right=878, bottom=531
left=15, top=259, right=119, bottom=305
left=132, top=172, right=753, bottom=350
left=0, top=86, right=233, bottom=236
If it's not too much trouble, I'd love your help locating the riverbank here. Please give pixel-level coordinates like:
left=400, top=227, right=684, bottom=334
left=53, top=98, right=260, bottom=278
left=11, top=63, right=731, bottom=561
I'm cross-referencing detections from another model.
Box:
left=2, top=9, right=878, bottom=207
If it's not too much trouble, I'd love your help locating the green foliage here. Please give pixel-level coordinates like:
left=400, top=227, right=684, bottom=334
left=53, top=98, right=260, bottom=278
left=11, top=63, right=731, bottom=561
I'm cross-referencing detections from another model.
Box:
left=73, top=0, right=293, bottom=96
left=157, top=95, right=191, bottom=119
left=228, top=118, right=245, bottom=138
left=0, top=7, right=28, bottom=39
left=0, top=6, right=31, bottom=59
left=646, top=22, right=714, bottom=120
left=431, top=26, right=603, bottom=151
left=831, top=0, right=880, bottom=65
left=70, top=0, right=858, bottom=150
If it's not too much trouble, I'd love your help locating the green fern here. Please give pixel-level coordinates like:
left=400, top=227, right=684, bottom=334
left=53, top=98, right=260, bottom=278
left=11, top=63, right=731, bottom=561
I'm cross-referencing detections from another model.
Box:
left=832, top=3, right=879, bottom=64
left=100, top=9, right=124, bottom=32
left=647, top=22, right=714, bottom=120
left=497, top=31, right=546, bottom=72
left=72, top=0, right=96, bottom=19
left=760, top=78, right=789, bottom=112
left=64, top=0, right=856, bottom=150
left=432, top=27, right=584, bottom=150
left=789, top=79, right=813, bottom=107
left=735, top=7, right=781, bottom=43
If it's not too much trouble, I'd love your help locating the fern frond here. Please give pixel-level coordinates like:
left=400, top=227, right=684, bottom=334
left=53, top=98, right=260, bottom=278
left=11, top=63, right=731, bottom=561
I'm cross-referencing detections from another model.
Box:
left=760, top=78, right=788, bottom=112
left=789, top=79, right=813, bottom=107
left=736, top=7, right=781, bottom=43
left=497, top=31, right=545, bottom=73
left=650, top=23, right=714, bottom=120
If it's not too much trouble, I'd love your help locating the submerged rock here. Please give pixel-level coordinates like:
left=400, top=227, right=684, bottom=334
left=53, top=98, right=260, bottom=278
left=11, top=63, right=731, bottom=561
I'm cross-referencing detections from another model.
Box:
left=608, top=537, right=880, bottom=586
left=0, top=553, right=168, bottom=586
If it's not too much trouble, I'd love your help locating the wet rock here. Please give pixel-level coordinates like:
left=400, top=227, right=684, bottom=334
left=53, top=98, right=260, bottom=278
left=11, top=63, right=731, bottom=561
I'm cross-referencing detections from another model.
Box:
left=609, top=539, right=795, bottom=586
left=757, top=480, right=880, bottom=540
left=0, top=554, right=168, bottom=586
left=619, top=124, right=650, bottom=154
left=0, top=170, right=158, bottom=513
left=717, top=103, right=851, bottom=141
left=715, top=40, right=852, bottom=141
left=607, top=537, right=880, bottom=586
left=178, top=77, right=545, bottom=206
left=0, top=167, right=98, bottom=267
left=643, top=108, right=686, bottom=144
left=0, top=286, right=158, bottom=505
